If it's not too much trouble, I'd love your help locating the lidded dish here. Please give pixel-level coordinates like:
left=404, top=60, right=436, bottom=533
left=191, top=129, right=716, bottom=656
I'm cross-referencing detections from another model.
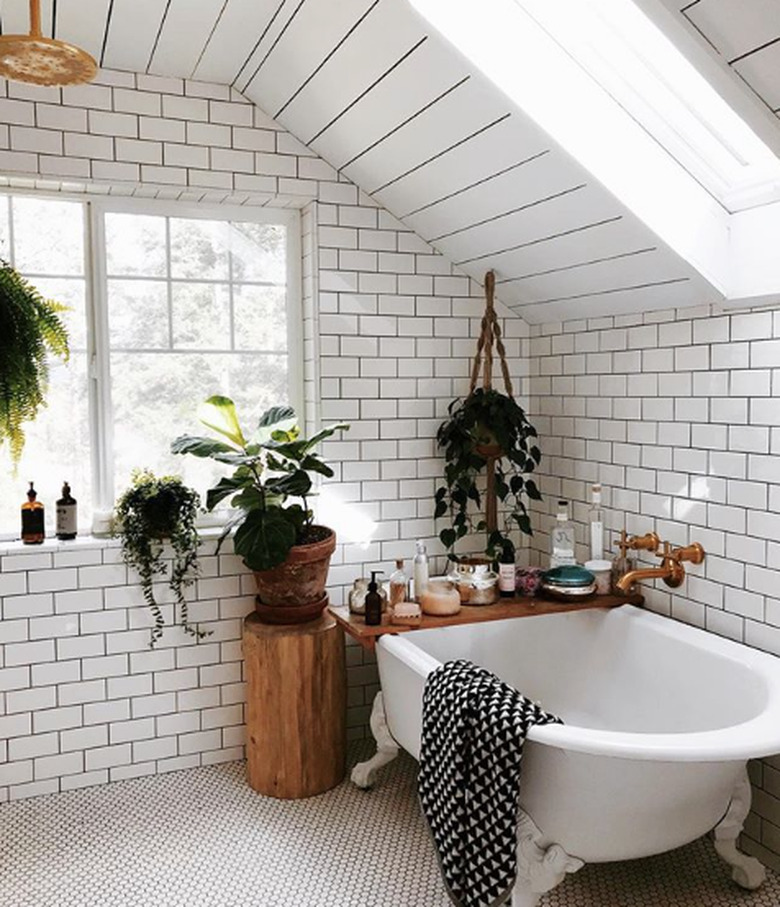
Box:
left=448, top=557, right=499, bottom=605
left=541, top=565, right=596, bottom=600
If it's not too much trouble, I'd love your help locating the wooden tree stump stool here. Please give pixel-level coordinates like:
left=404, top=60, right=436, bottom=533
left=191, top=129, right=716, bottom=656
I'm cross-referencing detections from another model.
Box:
left=243, top=612, right=346, bottom=799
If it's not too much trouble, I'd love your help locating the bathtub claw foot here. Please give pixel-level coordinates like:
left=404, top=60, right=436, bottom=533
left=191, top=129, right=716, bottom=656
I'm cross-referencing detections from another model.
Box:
left=351, top=692, right=399, bottom=789
left=513, top=810, right=584, bottom=906
left=713, top=768, right=766, bottom=890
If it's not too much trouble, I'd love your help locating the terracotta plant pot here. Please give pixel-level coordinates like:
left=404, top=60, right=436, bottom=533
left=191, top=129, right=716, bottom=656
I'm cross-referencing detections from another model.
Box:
left=254, top=592, right=329, bottom=625
left=253, top=526, right=336, bottom=623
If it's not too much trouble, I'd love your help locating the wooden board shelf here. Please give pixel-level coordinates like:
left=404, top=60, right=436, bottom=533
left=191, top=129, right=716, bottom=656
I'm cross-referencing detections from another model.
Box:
left=329, top=592, right=644, bottom=652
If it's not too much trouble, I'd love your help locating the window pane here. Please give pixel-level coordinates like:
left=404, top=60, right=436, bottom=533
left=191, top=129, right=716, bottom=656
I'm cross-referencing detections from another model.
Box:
left=0, top=355, right=92, bottom=537
left=12, top=197, right=84, bottom=275
left=110, top=352, right=289, bottom=500
left=230, top=222, right=286, bottom=284
left=233, top=285, right=287, bottom=351
left=108, top=279, right=169, bottom=349
left=105, top=213, right=166, bottom=277
left=170, top=218, right=229, bottom=281
left=172, top=283, right=230, bottom=350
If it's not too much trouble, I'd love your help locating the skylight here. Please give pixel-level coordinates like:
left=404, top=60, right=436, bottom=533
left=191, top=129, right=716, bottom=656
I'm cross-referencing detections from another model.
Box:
left=409, top=0, right=780, bottom=214
left=514, top=0, right=780, bottom=213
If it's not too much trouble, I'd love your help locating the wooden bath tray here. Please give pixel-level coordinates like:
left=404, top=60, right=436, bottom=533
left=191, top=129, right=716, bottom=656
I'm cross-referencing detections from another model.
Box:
left=329, top=593, right=643, bottom=652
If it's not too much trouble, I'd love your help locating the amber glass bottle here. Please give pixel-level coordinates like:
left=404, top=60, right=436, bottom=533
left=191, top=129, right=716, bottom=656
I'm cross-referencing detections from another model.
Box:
left=21, top=481, right=45, bottom=544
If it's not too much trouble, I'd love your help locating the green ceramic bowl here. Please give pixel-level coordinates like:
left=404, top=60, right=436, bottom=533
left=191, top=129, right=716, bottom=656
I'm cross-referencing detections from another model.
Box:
left=542, top=565, right=596, bottom=588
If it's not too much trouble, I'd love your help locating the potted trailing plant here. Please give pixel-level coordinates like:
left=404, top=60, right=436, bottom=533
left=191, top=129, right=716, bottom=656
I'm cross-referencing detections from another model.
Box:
left=114, top=469, right=207, bottom=648
left=0, top=260, right=69, bottom=466
left=172, top=396, right=348, bottom=625
left=434, top=387, right=542, bottom=559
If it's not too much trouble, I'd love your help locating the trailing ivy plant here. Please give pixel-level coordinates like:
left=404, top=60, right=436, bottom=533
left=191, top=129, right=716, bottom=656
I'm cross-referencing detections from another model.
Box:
left=434, top=388, right=542, bottom=560
left=0, top=261, right=69, bottom=466
left=114, top=469, right=208, bottom=648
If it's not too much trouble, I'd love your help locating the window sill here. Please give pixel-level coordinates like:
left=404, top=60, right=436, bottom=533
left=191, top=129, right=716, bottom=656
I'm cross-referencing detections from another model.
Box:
left=0, top=526, right=228, bottom=558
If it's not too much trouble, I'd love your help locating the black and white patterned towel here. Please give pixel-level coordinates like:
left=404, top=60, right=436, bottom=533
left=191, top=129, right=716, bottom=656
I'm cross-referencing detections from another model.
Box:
left=418, top=659, right=562, bottom=907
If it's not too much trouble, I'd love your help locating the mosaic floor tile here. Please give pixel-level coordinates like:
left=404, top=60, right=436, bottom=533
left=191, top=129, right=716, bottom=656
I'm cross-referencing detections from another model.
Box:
left=0, top=744, right=778, bottom=906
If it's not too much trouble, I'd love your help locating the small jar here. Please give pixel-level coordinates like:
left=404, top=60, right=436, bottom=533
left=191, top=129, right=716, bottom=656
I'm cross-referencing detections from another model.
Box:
left=420, top=579, right=462, bottom=616
left=585, top=559, right=613, bottom=595
left=348, top=578, right=369, bottom=615
left=449, top=558, right=499, bottom=606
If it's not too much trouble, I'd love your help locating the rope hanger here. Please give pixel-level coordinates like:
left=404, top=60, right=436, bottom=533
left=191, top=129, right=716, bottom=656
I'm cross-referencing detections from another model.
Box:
left=468, top=270, right=514, bottom=399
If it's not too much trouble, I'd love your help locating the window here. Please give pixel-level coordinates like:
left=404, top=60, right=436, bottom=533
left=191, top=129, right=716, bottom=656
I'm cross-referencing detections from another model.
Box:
left=0, top=194, right=301, bottom=539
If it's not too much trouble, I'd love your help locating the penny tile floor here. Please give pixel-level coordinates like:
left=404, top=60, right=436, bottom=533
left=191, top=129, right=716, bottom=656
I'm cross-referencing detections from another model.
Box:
left=1, top=744, right=778, bottom=906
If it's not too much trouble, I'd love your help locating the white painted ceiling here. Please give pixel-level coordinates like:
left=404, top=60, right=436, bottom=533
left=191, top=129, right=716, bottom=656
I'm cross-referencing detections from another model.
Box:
left=2, top=0, right=779, bottom=322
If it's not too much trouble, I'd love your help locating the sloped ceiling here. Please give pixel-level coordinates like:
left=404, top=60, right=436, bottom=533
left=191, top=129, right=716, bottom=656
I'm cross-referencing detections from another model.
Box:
left=2, top=0, right=776, bottom=321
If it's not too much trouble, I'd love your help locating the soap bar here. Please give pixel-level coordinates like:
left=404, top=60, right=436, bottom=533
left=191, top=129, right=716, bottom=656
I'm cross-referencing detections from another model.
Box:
left=391, top=601, right=422, bottom=627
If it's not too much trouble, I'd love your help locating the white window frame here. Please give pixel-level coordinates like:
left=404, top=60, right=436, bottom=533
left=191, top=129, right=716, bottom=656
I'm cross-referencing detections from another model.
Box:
left=0, top=189, right=303, bottom=537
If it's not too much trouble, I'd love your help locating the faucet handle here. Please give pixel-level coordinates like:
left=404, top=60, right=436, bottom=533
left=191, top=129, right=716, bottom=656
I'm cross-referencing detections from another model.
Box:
left=626, top=532, right=661, bottom=553
left=672, top=542, right=705, bottom=565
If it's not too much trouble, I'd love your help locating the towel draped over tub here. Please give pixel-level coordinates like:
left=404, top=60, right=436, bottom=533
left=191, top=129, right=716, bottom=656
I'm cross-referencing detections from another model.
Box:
left=419, top=659, right=562, bottom=907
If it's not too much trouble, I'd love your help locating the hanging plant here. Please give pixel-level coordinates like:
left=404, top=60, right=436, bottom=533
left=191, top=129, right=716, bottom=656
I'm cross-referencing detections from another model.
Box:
left=114, top=469, right=207, bottom=648
left=0, top=260, right=69, bottom=465
left=434, top=272, right=542, bottom=561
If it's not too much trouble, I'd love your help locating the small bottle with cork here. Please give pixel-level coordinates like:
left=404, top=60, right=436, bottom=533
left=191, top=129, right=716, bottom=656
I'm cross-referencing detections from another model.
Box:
left=21, top=481, right=45, bottom=544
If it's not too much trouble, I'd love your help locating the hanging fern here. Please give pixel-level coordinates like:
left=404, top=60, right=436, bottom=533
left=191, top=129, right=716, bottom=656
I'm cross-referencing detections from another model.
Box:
left=0, top=260, right=69, bottom=465
left=115, top=469, right=209, bottom=648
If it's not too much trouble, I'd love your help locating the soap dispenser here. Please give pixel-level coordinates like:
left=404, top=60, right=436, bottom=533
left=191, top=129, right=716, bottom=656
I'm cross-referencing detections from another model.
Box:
left=364, top=571, right=384, bottom=626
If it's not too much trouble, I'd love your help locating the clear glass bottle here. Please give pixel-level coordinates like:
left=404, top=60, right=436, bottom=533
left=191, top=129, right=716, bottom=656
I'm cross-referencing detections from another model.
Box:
left=550, top=500, right=576, bottom=567
left=389, top=558, right=409, bottom=607
left=588, top=483, right=603, bottom=561
left=413, top=539, right=429, bottom=603
left=21, top=481, right=45, bottom=545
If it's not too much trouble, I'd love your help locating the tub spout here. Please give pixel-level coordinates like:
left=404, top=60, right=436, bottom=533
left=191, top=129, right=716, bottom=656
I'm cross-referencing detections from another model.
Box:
left=615, top=541, right=704, bottom=593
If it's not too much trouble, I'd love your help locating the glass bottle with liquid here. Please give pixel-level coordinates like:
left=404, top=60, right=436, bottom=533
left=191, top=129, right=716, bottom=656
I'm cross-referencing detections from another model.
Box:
left=550, top=500, right=576, bottom=567
left=389, top=558, right=409, bottom=607
left=588, top=483, right=603, bottom=561
left=497, top=539, right=516, bottom=598
left=56, top=481, right=78, bottom=540
left=413, top=540, right=429, bottom=603
left=21, top=482, right=45, bottom=545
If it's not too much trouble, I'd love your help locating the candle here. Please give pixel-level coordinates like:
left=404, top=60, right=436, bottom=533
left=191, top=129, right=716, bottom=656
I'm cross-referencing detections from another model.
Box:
left=420, top=579, right=461, bottom=616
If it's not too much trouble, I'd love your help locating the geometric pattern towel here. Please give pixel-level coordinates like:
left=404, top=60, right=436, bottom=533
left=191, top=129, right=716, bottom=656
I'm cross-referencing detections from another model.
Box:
left=418, top=659, right=563, bottom=907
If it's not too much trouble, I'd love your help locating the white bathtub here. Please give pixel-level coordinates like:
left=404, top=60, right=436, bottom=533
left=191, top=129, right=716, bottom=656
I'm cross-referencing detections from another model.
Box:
left=355, top=605, right=780, bottom=903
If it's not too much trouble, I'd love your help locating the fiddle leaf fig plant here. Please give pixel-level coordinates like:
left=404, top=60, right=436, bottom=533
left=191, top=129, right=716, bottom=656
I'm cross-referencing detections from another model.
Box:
left=0, top=261, right=69, bottom=466
left=114, top=469, right=207, bottom=648
left=434, top=388, right=542, bottom=560
left=171, top=396, right=348, bottom=572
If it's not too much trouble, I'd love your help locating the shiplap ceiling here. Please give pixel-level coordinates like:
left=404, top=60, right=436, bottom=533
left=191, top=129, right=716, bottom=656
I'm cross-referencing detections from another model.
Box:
left=2, top=0, right=771, bottom=321
left=675, top=0, right=780, bottom=119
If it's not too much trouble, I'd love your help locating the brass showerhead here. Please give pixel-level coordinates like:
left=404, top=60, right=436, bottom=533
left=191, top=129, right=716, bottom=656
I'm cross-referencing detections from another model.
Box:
left=0, top=0, right=97, bottom=87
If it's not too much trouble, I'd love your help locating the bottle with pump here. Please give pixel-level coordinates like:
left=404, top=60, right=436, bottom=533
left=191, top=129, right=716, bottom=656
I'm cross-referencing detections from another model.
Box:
left=389, top=559, right=409, bottom=607
left=588, top=484, right=603, bottom=561
left=21, top=481, right=45, bottom=544
left=550, top=500, right=576, bottom=567
left=56, top=481, right=78, bottom=540
left=413, top=540, right=429, bottom=603
left=497, top=539, right=516, bottom=598
left=364, top=571, right=384, bottom=626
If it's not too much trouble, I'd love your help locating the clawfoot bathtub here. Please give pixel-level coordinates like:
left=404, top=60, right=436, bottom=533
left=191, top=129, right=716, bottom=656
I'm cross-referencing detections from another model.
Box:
left=352, top=605, right=780, bottom=906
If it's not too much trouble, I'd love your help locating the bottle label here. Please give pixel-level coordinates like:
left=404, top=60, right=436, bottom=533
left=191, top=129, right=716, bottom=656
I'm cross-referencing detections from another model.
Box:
left=22, top=508, right=44, bottom=537
left=57, top=503, right=78, bottom=536
left=590, top=521, right=603, bottom=559
left=498, top=563, right=515, bottom=593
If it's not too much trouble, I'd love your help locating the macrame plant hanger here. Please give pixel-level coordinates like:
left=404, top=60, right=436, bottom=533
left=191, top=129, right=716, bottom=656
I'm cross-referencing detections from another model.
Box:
left=468, top=270, right=514, bottom=536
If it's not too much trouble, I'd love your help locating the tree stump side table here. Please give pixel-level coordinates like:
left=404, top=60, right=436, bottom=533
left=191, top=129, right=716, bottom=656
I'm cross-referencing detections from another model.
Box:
left=243, top=611, right=346, bottom=799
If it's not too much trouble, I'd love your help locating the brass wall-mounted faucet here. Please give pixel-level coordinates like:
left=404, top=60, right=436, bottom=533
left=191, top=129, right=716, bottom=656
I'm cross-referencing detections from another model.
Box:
left=615, top=534, right=704, bottom=593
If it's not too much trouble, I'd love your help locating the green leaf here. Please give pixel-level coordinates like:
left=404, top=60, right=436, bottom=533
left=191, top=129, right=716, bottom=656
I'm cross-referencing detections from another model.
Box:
left=229, top=487, right=265, bottom=511
left=198, top=396, right=247, bottom=448
left=525, top=479, right=542, bottom=501
left=434, top=500, right=447, bottom=519
left=531, top=445, right=542, bottom=465
left=300, top=454, right=334, bottom=478
left=514, top=513, right=533, bottom=536
left=205, top=475, right=252, bottom=511
left=233, top=510, right=297, bottom=571
left=257, top=405, right=296, bottom=428
left=265, top=469, right=312, bottom=499
left=171, top=434, right=237, bottom=459
left=440, top=528, right=457, bottom=549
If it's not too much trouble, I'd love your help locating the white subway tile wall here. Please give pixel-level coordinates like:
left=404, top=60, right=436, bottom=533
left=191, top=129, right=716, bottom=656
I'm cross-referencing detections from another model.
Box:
left=0, top=71, right=528, bottom=802
left=528, top=304, right=780, bottom=870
